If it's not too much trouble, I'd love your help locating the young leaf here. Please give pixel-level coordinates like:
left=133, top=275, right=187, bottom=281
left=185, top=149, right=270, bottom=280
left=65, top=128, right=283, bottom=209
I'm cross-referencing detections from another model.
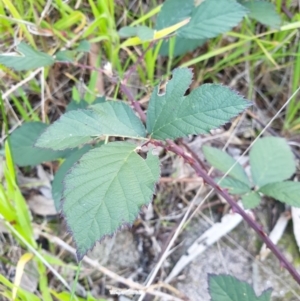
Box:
left=241, top=191, right=261, bottom=209
left=36, top=101, right=146, bottom=150
left=0, top=42, right=54, bottom=71
left=240, top=1, right=281, bottom=28
left=250, top=137, right=295, bottom=188
left=215, top=177, right=251, bottom=195
left=177, top=0, right=248, bottom=40
left=62, top=142, right=160, bottom=259
left=10, top=122, right=69, bottom=166
left=146, top=68, right=250, bottom=140
left=203, top=146, right=250, bottom=186
left=52, top=145, right=92, bottom=211
left=208, top=274, right=272, bottom=301
left=259, top=181, right=300, bottom=207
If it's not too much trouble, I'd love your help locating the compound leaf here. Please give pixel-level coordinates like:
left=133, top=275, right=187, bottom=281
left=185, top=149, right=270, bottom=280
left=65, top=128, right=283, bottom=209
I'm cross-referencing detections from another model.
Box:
left=10, top=122, right=69, bottom=166
left=36, top=101, right=146, bottom=150
left=0, top=42, right=54, bottom=71
left=146, top=68, right=250, bottom=140
left=241, top=0, right=281, bottom=28
left=203, top=146, right=250, bottom=186
left=215, top=177, right=251, bottom=195
left=52, top=145, right=92, bottom=211
left=208, top=274, right=272, bottom=301
left=250, top=137, right=295, bottom=188
left=178, top=0, right=248, bottom=40
left=259, top=181, right=300, bottom=207
left=241, top=191, right=261, bottom=209
left=62, top=142, right=160, bottom=259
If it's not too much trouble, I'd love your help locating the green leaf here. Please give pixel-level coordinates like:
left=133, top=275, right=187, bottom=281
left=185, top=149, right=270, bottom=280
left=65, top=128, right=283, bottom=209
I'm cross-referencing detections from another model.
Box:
left=36, top=101, right=146, bottom=150
left=52, top=145, right=92, bottom=211
left=146, top=68, right=250, bottom=140
left=241, top=191, right=261, bottom=209
left=250, top=137, right=295, bottom=188
left=216, top=177, right=251, bottom=195
left=259, top=181, right=300, bottom=207
left=76, top=40, right=91, bottom=52
left=203, top=146, right=250, bottom=186
left=10, top=122, right=69, bottom=166
left=208, top=274, right=272, bottom=301
left=241, top=1, right=281, bottom=28
left=55, top=50, right=76, bottom=62
left=178, top=0, right=248, bottom=40
left=66, top=96, right=106, bottom=112
left=62, top=142, right=160, bottom=259
left=0, top=42, right=54, bottom=71
left=155, top=0, right=194, bottom=30
left=159, top=37, right=206, bottom=57
left=118, top=26, right=154, bottom=41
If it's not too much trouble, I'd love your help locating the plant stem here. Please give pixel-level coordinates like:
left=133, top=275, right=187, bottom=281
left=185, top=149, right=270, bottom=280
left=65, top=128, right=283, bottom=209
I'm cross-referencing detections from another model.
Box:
left=161, top=139, right=300, bottom=285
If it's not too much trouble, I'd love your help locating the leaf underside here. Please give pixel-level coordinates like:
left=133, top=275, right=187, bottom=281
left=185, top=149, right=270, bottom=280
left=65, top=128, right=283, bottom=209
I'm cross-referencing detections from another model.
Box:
left=62, top=142, right=160, bottom=259
left=35, top=101, right=146, bottom=150
left=146, top=68, right=250, bottom=140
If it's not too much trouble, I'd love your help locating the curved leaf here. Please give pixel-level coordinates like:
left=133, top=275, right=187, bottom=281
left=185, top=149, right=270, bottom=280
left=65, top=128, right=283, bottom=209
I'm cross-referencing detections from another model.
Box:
left=36, top=101, right=146, bottom=150
left=62, top=142, right=160, bottom=259
left=178, top=0, right=248, bottom=40
left=203, top=146, right=250, bottom=186
left=250, top=137, right=295, bottom=187
left=215, top=177, right=251, bottom=195
left=10, top=122, right=69, bottom=166
left=259, top=181, right=300, bottom=207
left=147, top=68, right=250, bottom=140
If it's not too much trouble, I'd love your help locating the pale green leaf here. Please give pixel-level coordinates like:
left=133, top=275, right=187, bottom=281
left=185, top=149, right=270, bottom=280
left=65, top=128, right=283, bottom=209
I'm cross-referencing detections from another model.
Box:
left=259, top=181, right=300, bottom=207
left=241, top=1, right=281, bottom=28
left=155, top=0, right=194, bottom=30
left=119, top=26, right=154, bottom=41
left=178, top=0, right=248, bottom=40
left=52, top=145, right=92, bottom=211
left=250, top=137, right=295, bottom=187
left=146, top=68, right=250, bottom=140
left=55, top=50, right=76, bottom=62
left=62, top=142, right=160, bottom=259
left=36, top=101, right=146, bottom=150
left=76, top=40, right=91, bottom=52
left=10, top=122, right=69, bottom=166
left=215, top=177, right=251, bottom=195
left=203, top=146, right=250, bottom=185
left=241, top=191, right=261, bottom=209
left=0, top=42, right=54, bottom=71
left=209, top=274, right=272, bottom=301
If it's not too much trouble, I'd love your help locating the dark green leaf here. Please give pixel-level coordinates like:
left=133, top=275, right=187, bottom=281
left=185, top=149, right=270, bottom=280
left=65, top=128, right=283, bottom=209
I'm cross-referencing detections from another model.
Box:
left=36, top=101, right=146, bottom=150
left=147, top=68, right=250, bottom=140
left=250, top=137, right=295, bottom=187
left=216, top=177, right=251, bottom=195
left=241, top=0, right=281, bottom=28
left=62, top=142, right=160, bottom=259
left=159, top=37, right=206, bottom=57
left=203, top=146, right=250, bottom=185
left=0, top=42, right=54, bottom=71
left=209, top=274, right=272, bottom=301
left=10, top=122, right=68, bottom=166
left=259, top=181, right=300, bottom=207
left=178, top=0, right=248, bottom=40
left=52, top=145, right=92, bottom=211
left=241, top=191, right=261, bottom=209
